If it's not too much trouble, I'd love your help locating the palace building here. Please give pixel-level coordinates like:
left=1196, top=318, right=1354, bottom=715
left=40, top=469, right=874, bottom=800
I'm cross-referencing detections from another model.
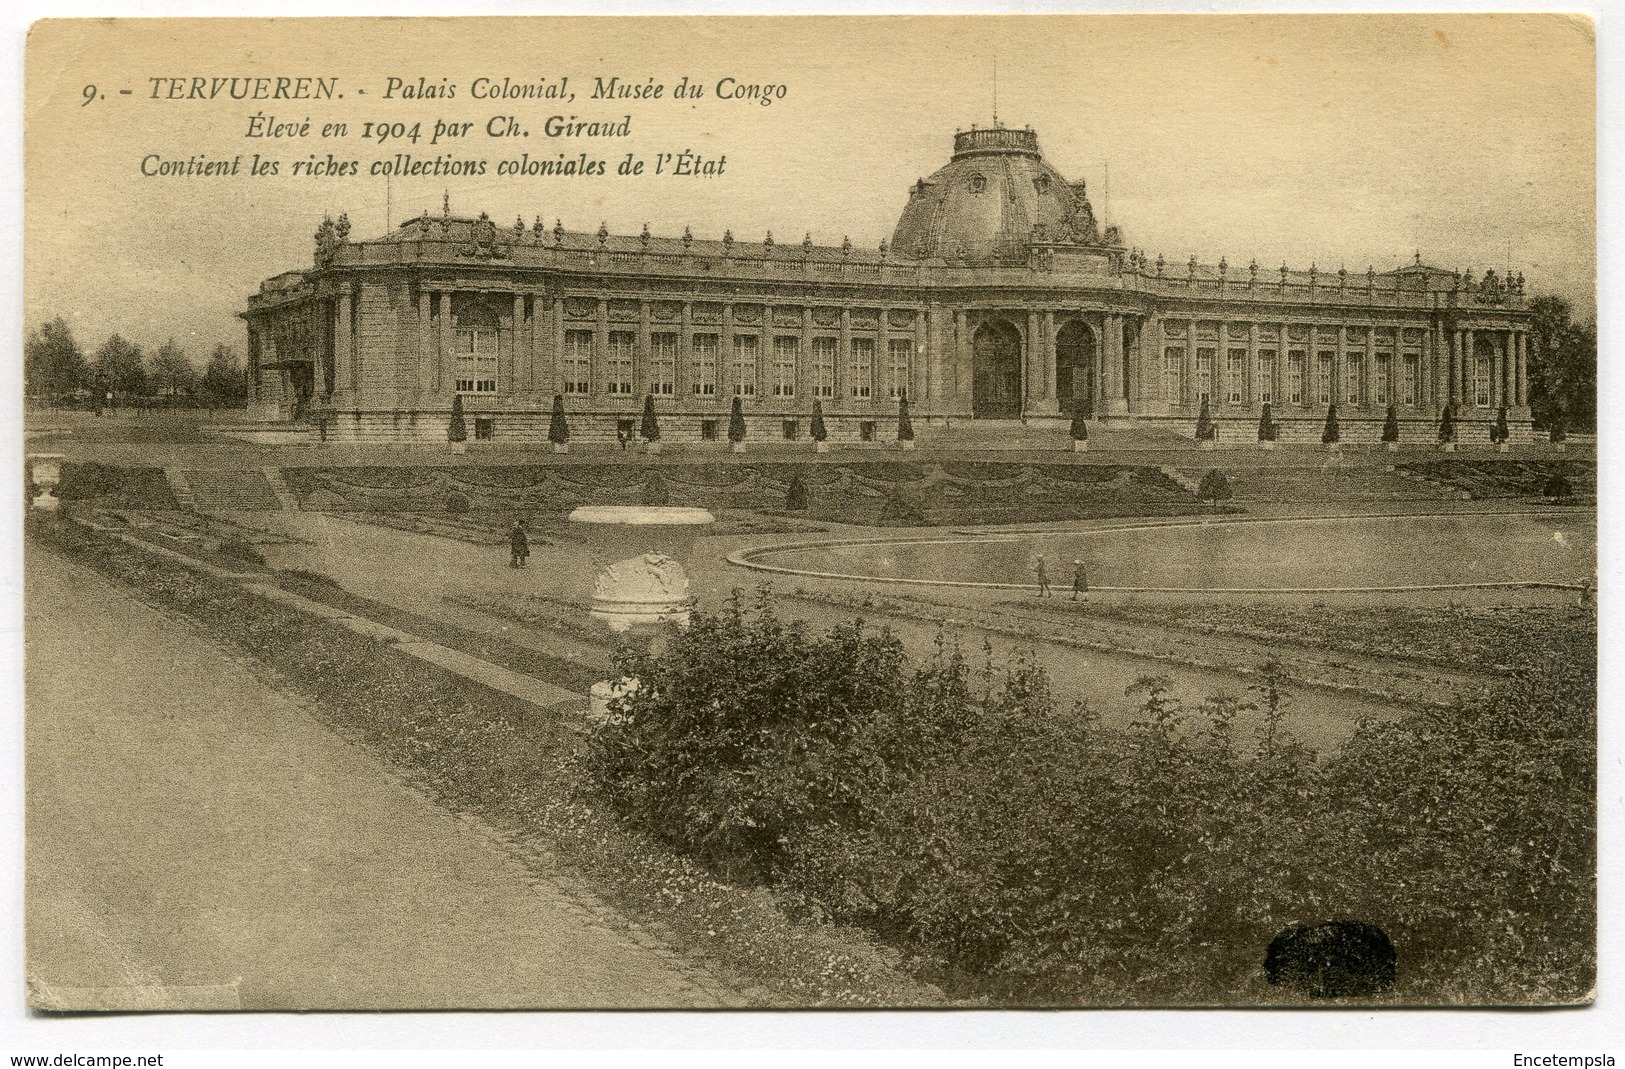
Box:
left=243, top=124, right=1535, bottom=445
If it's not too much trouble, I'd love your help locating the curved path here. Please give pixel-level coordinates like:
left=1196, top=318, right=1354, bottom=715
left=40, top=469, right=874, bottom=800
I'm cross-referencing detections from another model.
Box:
left=26, top=549, right=734, bottom=1010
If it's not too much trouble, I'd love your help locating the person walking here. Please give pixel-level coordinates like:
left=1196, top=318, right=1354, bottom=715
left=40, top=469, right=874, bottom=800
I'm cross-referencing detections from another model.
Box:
left=509, top=519, right=530, bottom=569
left=1071, top=559, right=1089, bottom=602
left=1035, top=553, right=1052, bottom=598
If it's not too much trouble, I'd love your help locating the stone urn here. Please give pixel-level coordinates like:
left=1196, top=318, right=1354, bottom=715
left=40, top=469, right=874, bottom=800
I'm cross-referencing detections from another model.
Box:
left=1385, top=441, right=1399, bottom=452
left=643, top=440, right=662, bottom=455
left=729, top=441, right=747, bottom=454
left=1072, top=439, right=1089, bottom=453
left=898, top=439, right=916, bottom=451
left=814, top=440, right=831, bottom=453
left=28, top=453, right=63, bottom=512
left=567, top=505, right=716, bottom=632
left=1258, top=440, right=1276, bottom=451
left=551, top=442, right=569, bottom=455
left=1440, top=441, right=1457, bottom=452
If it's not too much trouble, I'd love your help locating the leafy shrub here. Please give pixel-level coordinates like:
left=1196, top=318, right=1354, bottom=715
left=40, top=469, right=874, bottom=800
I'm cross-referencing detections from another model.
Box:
left=785, top=473, right=810, bottom=511
left=1258, top=403, right=1277, bottom=442
left=641, top=394, right=661, bottom=442
left=448, top=394, right=468, bottom=443
left=1195, top=397, right=1215, bottom=441
left=1197, top=468, right=1232, bottom=503
left=445, top=490, right=470, bottom=515
left=1382, top=404, right=1400, bottom=443
left=1321, top=403, right=1340, bottom=445
left=810, top=399, right=828, bottom=442
left=1438, top=405, right=1457, bottom=443
left=548, top=395, right=570, bottom=445
left=728, top=396, right=747, bottom=443
left=897, top=395, right=915, bottom=442
left=876, top=490, right=927, bottom=526
left=1543, top=474, right=1573, bottom=499
left=641, top=472, right=670, bottom=506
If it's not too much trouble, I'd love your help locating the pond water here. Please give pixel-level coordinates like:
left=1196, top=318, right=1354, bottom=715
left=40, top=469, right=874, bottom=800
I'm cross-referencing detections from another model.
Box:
left=750, top=511, right=1596, bottom=591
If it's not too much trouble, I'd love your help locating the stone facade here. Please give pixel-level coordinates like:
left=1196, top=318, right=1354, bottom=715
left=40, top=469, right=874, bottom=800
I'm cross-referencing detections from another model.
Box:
left=243, top=126, right=1535, bottom=445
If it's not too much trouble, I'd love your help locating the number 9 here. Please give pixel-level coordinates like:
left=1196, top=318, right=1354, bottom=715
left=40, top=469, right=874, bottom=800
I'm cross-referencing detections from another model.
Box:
left=81, top=84, right=97, bottom=107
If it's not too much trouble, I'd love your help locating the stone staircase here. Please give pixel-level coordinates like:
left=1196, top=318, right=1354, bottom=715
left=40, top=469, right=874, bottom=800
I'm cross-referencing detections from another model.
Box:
left=170, top=468, right=284, bottom=512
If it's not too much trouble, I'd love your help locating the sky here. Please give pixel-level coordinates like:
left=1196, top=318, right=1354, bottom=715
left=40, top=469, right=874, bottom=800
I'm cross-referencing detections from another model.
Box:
left=24, top=14, right=1596, bottom=364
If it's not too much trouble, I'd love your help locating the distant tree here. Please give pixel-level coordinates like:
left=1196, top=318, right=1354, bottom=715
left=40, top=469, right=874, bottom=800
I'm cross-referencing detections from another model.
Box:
left=1195, top=396, right=1215, bottom=441
left=897, top=393, right=915, bottom=442
left=147, top=339, right=196, bottom=397
left=202, top=343, right=246, bottom=406
left=24, top=318, right=86, bottom=399
left=728, top=394, right=747, bottom=443
left=1527, top=294, right=1596, bottom=432
left=1438, top=404, right=1457, bottom=444
left=1197, top=468, right=1232, bottom=504
left=1257, top=402, right=1276, bottom=442
left=785, top=472, right=810, bottom=511
left=810, top=398, right=828, bottom=442
left=640, top=393, right=661, bottom=442
left=1070, top=407, right=1089, bottom=442
left=448, top=393, right=467, bottom=442
left=1321, top=403, right=1340, bottom=445
left=1381, top=404, right=1400, bottom=443
left=93, top=334, right=146, bottom=398
left=548, top=394, right=570, bottom=444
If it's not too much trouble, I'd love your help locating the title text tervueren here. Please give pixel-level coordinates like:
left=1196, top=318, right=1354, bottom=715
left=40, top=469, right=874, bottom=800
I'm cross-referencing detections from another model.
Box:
left=148, top=76, right=338, bottom=100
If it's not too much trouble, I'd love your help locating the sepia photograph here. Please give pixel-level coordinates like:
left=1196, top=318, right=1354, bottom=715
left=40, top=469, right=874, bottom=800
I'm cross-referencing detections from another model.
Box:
left=18, top=12, right=1599, bottom=1019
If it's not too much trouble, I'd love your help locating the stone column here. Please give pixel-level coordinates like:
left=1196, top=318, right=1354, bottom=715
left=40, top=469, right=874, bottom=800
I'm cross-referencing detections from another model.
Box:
left=1105, top=314, right=1128, bottom=415
left=510, top=293, right=524, bottom=396
left=1491, top=336, right=1504, bottom=408
left=1363, top=327, right=1375, bottom=409
left=877, top=307, right=892, bottom=403
left=596, top=296, right=611, bottom=399
left=1246, top=323, right=1259, bottom=406
left=638, top=299, right=652, bottom=399
left=837, top=306, right=851, bottom=406
left=1508, top=328, right=1521, bottom=404
left=722, top=302, right=736, bottom=401
left=1421, top=324, right=1434, bottom=407
left=913, top=309, right=928, bottom=407
left=1447, top=329, right=1461, bottom=406
left=1181, top=321, right=1195, bottom=407
left=551, top=293, right=565, bottom=397
left=954, top=309, right=969, bottom=410
left=1334, top=325, right=1346, bottom=405
left=1463, top=327, right=1476, bottom=406
left=799, top=305, right=813, bottom=404
left=335, top=289, right=354, bottom=400
left=1042, top=309, right=1056, bottom=404
left=679, top=301, right=694, bottom=400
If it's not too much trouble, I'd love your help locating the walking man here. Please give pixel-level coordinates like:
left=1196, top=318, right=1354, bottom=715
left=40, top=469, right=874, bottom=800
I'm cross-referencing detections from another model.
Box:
left=1072, top=559, right=1089, bottom=602
left=509, top=519, right=530, bottom=569
left=1035, top=553, right=1052, bottom=598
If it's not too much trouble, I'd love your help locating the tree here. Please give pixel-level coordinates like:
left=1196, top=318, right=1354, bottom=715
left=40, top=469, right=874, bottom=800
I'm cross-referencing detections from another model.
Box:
left=1257, top=403, right=1276, bottom=442
left=93, top=334, right=145, bottom=398
left=202, top=343, right=246, bottom=406
left=1197, top=468, right=1232, bottom=504
left=1321, top=403, right=1340, bottom=445
left=24, top=318, right=86, bottom=399
left=1381, top=404, right=1400, bottom=443
left=728, top=394, right=747, bottom=443
left=785, top=472, right=810, bottom=510
left=548, top=394, right=570, bottom=445
left=1195, top=396, right=1215, bottom=441
left=1438, top=404, right=1457, bottom=444
left=897, top=393, right=915, bottom=442
left=448, top=393, right=468, bottom=442
left=1527, top=295, right=1596, bottom=432
left=147, top=339, right=196, bottom=397
left=1492, top=406, right=1511, bottom=445
left=640, top=393, right=661, bottom=442
left=1070, top=407, right=1089, bottom=442
left=810, top=398, right=828, bottom=442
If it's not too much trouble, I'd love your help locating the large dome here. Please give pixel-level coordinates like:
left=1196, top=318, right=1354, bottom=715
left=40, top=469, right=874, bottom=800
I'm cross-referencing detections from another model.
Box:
left=891, top=126, right=1103, bottom=261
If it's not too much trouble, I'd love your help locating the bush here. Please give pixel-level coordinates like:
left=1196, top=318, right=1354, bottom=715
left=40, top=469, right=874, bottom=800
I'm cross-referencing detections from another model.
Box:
left=641, top=472, right=670, bottom=506
left=445, top=490, right=470, bottom=514
left=448, top=393, right=467, bottom=443
left=785, top=473, right=810, bottom=511
left=548, top=395, right=570, bottom=445
left=1492, top=406, right=1511, bottom=444
left=897, top=395, right=915, bottom=442
left=1438, top=405, right=1457, bottom=444
left=876, top=490, right=927, bottom=526
left=1195, top=397, right=1215, bottom=441
left=1070, top=408, right=1089, bottom=442
left=1321, top=403, right=1340, bottom=445
left=728, top=395, right=747, bottom=443
left=811, top=399, right=828, bottom=442
left=1258, top=403, right=1276, bottom=442
left=1197, top=468, right=1232, bottom=503
left=1543, top=474, right=1573, bottom=499
left=1382, top=404, right=1400, bottom=443
left=641, top=394, right=661, bottom=442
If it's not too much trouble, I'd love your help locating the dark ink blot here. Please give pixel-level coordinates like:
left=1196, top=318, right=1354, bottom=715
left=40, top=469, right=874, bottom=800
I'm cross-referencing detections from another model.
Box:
left=1264, top=921, right=1397, bottom=998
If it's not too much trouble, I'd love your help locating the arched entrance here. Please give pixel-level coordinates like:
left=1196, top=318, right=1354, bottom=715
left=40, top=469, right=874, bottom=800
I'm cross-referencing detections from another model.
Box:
left=972, top=319, right=1022, bottom=419
left=1054, top=320, right=1096, bottom=419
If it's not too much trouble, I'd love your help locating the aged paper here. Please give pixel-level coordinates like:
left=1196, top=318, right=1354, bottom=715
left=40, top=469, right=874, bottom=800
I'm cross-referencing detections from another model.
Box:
left=21, top=14, right=1598, bottom=1018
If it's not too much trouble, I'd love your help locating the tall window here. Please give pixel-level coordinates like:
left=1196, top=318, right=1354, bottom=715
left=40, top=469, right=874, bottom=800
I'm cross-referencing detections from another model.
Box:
left=1162, top=346, right=1185, bottom=403
left=691, top=333, right=718, bottom=396
left=732, top=334, right=758, bottom=396
left=1226, top=348, right=1246, bottom=404
left=454, top=324, right=499, bottom=393
left=1474, top=356, right=1492, bottom=407
left=771, top=336, right=797, bottom=397
left=1316, top=352, right=1334, bottom=405
left=1258, top=350, right=1276, bottom=405
left=1401, top=354, right=1419, bottom=406
left=1196, top=347, right=1215, bottom=402
left=648, top=332, right=676, bottom=396
left=849, top=338, right=874, bottom=398
left=1286, top=350, right=1305, bottom=405
left=562, top=329, right=593, bottom=395
left=1345, top=354, right=1364, bottom=406
left=1373, top=353, right=1391, bottom=406
left=606, top=331, right=635, bottom=395
left=887, top=339, right=911, bottom=399
left=812, top=337, right=836, bottom=398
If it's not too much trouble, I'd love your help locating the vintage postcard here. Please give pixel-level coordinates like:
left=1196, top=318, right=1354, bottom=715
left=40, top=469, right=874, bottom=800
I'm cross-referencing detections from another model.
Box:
left=21, top=14, right=1597, bottom=1012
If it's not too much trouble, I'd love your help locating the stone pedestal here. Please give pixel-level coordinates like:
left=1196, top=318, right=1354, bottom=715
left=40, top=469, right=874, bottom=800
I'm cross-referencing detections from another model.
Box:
left=568, top=505, right=716, bottom=632
left=28, top=453, right=63, bottom=512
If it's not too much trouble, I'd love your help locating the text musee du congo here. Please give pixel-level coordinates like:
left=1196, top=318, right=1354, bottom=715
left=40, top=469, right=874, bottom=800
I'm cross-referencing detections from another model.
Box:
left=138, top=76, right=765, bottom=179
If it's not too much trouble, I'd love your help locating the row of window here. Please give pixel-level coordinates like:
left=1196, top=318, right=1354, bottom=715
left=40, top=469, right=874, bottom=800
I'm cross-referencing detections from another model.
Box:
left=556, top=331, right=913, bottom=400
left=461, top=417, right=890, bottom=442
left=1160, top=347, right=1433, bottom=407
